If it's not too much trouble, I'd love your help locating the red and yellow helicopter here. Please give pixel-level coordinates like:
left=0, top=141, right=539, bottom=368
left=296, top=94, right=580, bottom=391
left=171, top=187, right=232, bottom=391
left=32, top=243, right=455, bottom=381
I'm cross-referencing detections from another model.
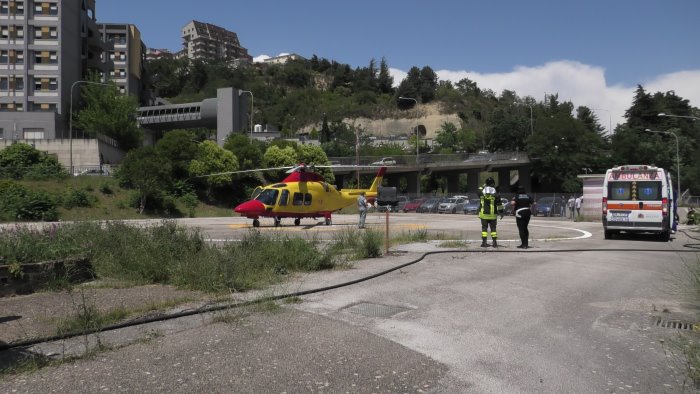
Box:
left=233, top=164, right=387, bottom=227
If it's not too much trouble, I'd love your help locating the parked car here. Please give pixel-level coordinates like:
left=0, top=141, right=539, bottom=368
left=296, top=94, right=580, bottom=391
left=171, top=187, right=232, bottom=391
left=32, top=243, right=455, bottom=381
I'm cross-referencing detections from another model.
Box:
left=370, top=157, right=397, bottom=166
left=402, top=198, right=427, bottom=213
left=534, top=197, right=564, bottom=217
left=416, top=197, right=443, bottom=213
left=463, top=199, right=480, bottom=215
left=438, top=197, right=467, bottom=214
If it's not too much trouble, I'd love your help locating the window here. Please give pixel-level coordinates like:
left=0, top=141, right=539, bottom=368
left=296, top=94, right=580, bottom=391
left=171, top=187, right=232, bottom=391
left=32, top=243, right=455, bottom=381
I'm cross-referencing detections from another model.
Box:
left=33, top=77, right=56, bottom=91
left=32, top=102, right=56, bottom=111
left=34, top=50, right=57, bottom=64
left=0, top=50, right=7, bottom=64
left=0, top=77, right=7, bottom=90
left=34, top=2, right=57, bottom=16
left=0, top=102, right=23, bottom=111
left=303, top=193, right=312, bottom=206
left=278, top=190, right=289, bottom=206
left=23, top=129, right=44, bottom=139
left=292, top=192, right=303, bottom=206
left=0, top=2, right=8, bottom=15
left=255, top=189, right=279, bottom=206
left=34, top=26, right=55, bottom=39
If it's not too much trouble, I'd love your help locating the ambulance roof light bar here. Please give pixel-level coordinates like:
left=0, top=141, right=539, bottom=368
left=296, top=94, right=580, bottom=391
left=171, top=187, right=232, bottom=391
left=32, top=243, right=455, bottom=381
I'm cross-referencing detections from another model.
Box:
left=612, top=165, right=657, bottom=172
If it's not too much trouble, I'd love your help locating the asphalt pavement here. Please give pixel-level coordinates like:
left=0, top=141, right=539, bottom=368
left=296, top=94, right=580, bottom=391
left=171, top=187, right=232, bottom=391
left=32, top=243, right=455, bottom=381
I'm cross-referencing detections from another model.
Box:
left=1, top=214, right=699, bottom=393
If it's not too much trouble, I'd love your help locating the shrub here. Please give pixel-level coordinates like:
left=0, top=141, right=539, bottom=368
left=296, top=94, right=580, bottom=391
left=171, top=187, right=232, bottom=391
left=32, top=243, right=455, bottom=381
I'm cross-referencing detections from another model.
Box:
left=0, top=180, right=58, bottom=221
left=62, top=188, right=95, bottom=209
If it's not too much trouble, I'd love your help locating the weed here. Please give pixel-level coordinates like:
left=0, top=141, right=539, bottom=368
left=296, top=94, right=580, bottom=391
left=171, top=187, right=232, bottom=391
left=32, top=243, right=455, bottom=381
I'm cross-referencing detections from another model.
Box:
left=438, top=240, right=466, bottom=248
left=391, top=228, right=429, bottom=244
left=7, top=260, right=23, bottom=278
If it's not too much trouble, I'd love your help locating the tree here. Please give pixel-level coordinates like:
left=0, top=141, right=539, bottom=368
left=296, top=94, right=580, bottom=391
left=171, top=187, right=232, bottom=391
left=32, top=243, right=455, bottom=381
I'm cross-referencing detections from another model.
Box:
left=262, top=145, right=298, bottom=181
left=396, top=66, right=421, bottom=102
left=155, top=129, right=199, bottom=180
left=223, top=133, right=264, bottom=170
left=116, top=147, right=172, bottom=214
left=74, top=74, right=142, bottom=150
left=377, top=57, right=394, bottom=94
left=188, top=141, right=239, bottom=196
left=0, top=143, right=66, bottom=179
left=297, top=144, right=334, bottom=183
left=418, top=66, right=438, bottom=103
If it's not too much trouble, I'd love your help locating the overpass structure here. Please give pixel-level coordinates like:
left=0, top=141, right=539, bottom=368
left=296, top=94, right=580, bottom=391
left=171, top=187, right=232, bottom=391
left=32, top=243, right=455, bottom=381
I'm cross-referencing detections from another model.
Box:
left=329, top=152, right=532, bottom=196
left=136, top=87, right=248, bottom=145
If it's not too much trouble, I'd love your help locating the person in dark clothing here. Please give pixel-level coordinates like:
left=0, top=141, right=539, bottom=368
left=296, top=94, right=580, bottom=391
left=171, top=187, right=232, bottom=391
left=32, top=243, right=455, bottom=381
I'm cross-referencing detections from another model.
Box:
left=511, top=185, right=534, bottom=249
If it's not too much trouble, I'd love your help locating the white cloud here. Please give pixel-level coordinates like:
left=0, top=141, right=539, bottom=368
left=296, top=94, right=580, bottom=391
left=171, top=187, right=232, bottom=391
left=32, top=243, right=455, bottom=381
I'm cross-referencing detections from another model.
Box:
left=389, top=61, right=700, bottom=133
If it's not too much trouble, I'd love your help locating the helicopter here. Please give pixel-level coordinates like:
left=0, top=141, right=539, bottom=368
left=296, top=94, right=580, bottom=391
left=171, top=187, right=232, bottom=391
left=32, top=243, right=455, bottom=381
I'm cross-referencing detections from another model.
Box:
left=233, top=164, right=387, bottom=227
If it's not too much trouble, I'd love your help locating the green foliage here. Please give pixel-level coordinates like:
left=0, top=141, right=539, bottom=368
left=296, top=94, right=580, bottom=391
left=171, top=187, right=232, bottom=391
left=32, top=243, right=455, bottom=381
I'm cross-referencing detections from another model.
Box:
left=188, top=140, right=239, bottom=189
left=73, top=74, right=142, bottom=150
left=62, top=188, right=95, bottom=209
left=0, top=221, right=338, bottom=293
left=223, top=133, right=264, bottom=170
left=116, top=146, right=173, bottom=214
left=297, top=144, right=334, bottom=182
left=0, top=143, right=67, bottom=180
left=262, top=145, right=297, bottom=180
left=0, top=180, right=58, bottom=221
left=155, top=129, right=199, bottom=179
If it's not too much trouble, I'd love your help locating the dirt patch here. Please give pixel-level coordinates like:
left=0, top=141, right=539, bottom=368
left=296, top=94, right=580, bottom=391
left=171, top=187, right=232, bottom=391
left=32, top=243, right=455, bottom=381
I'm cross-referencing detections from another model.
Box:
left=0, top=284, right=212, bottom=345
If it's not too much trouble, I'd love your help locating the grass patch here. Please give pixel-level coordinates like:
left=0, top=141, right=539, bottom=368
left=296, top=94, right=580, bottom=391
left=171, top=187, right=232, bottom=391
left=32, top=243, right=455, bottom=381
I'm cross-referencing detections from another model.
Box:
left=1, top=221, right=340, bottom=294
left=327, top=227, right=383, bottom=259
left=391, top=228, right=429, bottom=244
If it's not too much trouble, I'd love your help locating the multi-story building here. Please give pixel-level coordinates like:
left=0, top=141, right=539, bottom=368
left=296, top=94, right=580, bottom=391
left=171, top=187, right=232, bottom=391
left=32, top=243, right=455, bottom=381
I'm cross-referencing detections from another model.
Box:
left=0, top=1, right=149, bottom=142
left=0, top=0, right=104, bottom=140
left=98, top=23, right=147, bottom=103
left=181, top=20, right=252, bottom=64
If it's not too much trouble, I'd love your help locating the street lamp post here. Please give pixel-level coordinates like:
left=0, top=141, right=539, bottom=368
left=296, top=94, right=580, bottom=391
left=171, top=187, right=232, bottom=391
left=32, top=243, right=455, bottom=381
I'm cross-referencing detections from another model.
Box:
left=592, top=108, right=613, bottom=134
left=658, top=112, right=700, bottom=121
left=645, top=128, right=680, bottom=203
left=398, top=96, right=419, bottom=160
left=69, top=80, right=110, bottom=175
left=239, top=90, right=254, bottom=140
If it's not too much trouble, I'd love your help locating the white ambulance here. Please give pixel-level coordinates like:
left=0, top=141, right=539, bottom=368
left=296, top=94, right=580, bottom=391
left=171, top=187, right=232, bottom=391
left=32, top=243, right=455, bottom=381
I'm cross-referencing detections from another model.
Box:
left=602, top=165, right=674, bottom=241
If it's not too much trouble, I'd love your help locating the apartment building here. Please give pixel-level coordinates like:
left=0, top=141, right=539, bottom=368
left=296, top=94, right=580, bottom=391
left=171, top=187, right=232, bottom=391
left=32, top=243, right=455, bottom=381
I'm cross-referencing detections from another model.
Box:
left=181, top=20, right=252, bottom=63
left=0, top=0, right=150, bottom=142
left=0, top=0, right=106, bottom=140
left=98, top=23, right=147, bottom=102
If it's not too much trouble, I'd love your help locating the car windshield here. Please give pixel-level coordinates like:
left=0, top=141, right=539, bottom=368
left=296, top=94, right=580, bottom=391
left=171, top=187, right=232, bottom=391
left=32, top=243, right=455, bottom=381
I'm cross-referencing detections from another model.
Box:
left=445, top=198, right=458, bottom=204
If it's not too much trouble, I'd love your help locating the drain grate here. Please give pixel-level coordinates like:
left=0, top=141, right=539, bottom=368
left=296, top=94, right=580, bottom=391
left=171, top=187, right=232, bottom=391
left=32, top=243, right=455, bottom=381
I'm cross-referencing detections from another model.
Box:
left=343, top=302, right=410, bottom=318
left=655, top=317, right=696, bottom=331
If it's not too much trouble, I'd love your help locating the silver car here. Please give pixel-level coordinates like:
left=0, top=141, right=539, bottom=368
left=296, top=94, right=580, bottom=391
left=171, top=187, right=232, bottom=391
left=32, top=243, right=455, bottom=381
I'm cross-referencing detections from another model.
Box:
left=438, top=197, right=467, bottom=214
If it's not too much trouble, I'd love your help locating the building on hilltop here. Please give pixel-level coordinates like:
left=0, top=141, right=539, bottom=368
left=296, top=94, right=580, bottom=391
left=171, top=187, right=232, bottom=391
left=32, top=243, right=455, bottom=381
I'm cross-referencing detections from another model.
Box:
left=181, top=20, right=252, bottom=64
left=261, top=53, right=305, bottom=65
left=145, top=47, right=173, bottom=61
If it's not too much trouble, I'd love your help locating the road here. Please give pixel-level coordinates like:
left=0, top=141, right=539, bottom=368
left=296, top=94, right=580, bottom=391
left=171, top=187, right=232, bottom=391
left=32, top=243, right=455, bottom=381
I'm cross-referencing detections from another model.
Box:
left=2, top=213, right=699, bottom=393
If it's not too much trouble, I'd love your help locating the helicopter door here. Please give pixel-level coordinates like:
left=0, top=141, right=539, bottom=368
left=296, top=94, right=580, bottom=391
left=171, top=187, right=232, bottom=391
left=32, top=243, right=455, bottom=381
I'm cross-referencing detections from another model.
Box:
left=278, top=190, right=289, bottom=206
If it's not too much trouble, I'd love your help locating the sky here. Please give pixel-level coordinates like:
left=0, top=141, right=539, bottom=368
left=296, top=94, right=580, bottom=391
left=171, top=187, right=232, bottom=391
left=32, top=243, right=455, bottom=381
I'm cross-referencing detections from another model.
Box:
left=98, top=0, right=700, bottom=132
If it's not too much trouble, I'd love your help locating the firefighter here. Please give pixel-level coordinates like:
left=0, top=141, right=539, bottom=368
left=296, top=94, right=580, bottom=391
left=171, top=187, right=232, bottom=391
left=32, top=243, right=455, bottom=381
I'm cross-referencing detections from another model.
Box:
left=478, top=177, right=504, bottom=247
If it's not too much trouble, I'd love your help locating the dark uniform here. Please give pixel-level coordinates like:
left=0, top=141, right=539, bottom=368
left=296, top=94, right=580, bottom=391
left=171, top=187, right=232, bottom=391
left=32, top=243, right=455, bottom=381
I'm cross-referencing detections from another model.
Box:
left=512, top=187, right=533, bottom=248
left=478, top=177, right=504, bottom=247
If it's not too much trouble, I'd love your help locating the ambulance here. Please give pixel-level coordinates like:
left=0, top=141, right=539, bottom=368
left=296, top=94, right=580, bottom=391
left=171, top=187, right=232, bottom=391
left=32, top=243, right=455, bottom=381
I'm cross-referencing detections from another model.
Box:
left=602, top=165, right=674, bottom=241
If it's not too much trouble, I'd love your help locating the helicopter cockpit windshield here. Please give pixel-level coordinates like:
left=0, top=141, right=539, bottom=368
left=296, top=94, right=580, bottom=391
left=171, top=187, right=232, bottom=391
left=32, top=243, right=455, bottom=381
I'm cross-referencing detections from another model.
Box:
left=255, top=189, right=279, bottom=206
